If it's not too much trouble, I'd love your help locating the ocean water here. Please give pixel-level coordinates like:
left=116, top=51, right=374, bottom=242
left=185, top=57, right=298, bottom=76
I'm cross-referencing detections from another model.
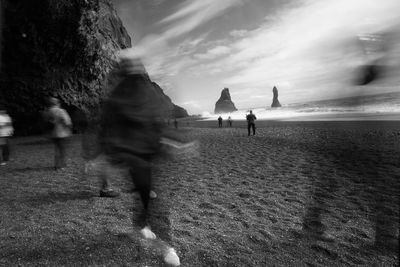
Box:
left=202, top=91, right=400, bottom=121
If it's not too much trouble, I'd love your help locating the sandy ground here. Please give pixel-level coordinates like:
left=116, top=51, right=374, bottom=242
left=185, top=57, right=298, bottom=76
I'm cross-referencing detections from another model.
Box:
left=0, top=120, right=399, bottom=266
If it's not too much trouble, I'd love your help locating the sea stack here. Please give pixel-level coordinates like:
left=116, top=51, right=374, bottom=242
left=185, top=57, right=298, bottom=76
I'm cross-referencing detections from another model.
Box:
left=271, top=86, right=282, bottom=108
left=214, top=88, right=237, bottom=113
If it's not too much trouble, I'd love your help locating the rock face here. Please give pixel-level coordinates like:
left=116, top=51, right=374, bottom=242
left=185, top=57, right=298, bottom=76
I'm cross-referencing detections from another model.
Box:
left=0, top=0, right=128, bottom=134
left=0, top=0, right=187, bottom=135
left=214, top=88, right=237, bottom=114
left=271, top=86, right=282, bottom=108
left=152, top=82, right=189, bottom=118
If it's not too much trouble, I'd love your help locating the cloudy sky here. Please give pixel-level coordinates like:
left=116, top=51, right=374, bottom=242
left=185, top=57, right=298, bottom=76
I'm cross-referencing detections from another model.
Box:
left=113, top=0, right=400, bottom=114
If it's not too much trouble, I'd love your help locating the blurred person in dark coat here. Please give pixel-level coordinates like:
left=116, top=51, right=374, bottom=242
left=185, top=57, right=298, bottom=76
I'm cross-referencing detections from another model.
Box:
left=246, top=110, right=256, bottom=136
left=99, top=52, right=180, bottom=266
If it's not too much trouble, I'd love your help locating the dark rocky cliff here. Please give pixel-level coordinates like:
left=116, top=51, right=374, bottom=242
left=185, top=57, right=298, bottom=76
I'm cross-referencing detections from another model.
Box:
left=152, top=82, right=188, bottom=118
left=214, top=88, right=237, bottom=114
left=0, top=0, right=187, bottom=135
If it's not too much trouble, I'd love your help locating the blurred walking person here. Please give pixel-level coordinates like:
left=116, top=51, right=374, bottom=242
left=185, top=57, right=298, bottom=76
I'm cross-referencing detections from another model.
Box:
left=44, top=97, right=72, bottom=170
left=100, top=53, right=180, bottom=266
left=0, top=107, right=13, bottom=166
left=246, top=110, right=256, bottom=135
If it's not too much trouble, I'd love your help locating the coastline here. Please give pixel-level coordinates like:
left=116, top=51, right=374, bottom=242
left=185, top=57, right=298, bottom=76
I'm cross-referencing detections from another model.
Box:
left=188, top=115, right=400, bottom=129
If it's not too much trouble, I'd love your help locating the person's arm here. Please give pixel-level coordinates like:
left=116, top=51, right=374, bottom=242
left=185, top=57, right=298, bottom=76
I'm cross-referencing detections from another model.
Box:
left=59, top=109, right=72, bottom=128
left=4, top=115, right=14, bottom=136
left=7, top=115, right=13, bottom=136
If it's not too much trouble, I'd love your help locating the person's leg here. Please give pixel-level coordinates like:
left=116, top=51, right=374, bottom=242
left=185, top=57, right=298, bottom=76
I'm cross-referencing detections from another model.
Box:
left=59, top=138, right=67, bottom=167
left=129, top=158, right=178, bottom=265
left=98, top=157, right=119, bottom=198
left=252, top=123, right=256, bottom=135
left=0, top=144, right=4, bottom=164
left=2, top=138, right=10, bottom=162
left=53, top=138, right=61, bottom=169
left=247, top=124, right=251, bottom=136
left=129, top=163, right=152, bottom=229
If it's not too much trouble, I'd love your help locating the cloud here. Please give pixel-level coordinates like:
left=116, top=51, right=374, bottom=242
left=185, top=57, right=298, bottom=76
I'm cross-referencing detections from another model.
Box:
left=121, top=0, right=400, bottom=113
left=194, top=45, right=231, bottom=60
left=160, top=0, right=243, bottom=25
left=230, top=29, right=248, bottom=38
left=149, top=0, right=167, bottom=7
left=250, top=94, right=268, bottom=99
left=186, top=0, right=400, bottom=101
left=160, top=0, right=245, bottom=39
left=178, top=100, right=201, bottom=109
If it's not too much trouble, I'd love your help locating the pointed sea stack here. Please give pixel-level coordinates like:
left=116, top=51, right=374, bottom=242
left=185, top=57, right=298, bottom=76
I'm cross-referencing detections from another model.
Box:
left=214, top=88, right=237, bottom=114
left=271, top=86, right=282, bottom=108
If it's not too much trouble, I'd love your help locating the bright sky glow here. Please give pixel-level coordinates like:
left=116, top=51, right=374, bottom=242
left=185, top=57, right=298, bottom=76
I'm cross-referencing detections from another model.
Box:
left=114, top=0, right=400, bottom=114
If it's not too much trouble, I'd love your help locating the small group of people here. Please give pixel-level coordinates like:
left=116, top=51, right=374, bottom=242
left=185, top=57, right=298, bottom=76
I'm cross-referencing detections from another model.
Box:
left=217, top=116, right=233, bottom=127
left=217, top=110, right=257, bottom=136
left=0, top=100, right=72, bottom=169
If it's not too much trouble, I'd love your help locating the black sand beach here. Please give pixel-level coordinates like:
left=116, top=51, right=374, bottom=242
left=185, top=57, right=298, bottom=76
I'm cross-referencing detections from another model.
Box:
left=0, top=120, right=399, bottom=266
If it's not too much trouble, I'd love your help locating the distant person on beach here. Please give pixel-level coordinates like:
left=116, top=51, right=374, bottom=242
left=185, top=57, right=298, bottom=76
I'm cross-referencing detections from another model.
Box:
left=246, top=110, right=256, bottom=135
left=0, top=107, right=14, bottom=166
left=218, top=116, right=223, bottom=127
left=227, top=116, right=232, bottom=127
left=43, top=97, right=72, bottom=170
left=174, top=118, right=178, bottom=129
left=99, top=53, right=181, bottom=266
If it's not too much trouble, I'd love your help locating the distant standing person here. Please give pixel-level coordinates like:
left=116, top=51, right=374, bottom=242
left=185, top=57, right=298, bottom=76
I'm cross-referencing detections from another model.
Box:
left=218, top=116, right=223, bottom=128
left=246, top=110, right=256, bottom=136
left=174, top=118, right=178, bottom=129
left=44, top=97, right=72, bottom=170
left=227, top=116, right=232, bottom=127
left=0, top=107, right=14, bottom=166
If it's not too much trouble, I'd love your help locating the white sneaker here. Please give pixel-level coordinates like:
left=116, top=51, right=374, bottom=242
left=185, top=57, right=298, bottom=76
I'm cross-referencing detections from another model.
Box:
left=164, top=247, right=180, bottom=266
left=140, top=226, right=156, bottom=239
